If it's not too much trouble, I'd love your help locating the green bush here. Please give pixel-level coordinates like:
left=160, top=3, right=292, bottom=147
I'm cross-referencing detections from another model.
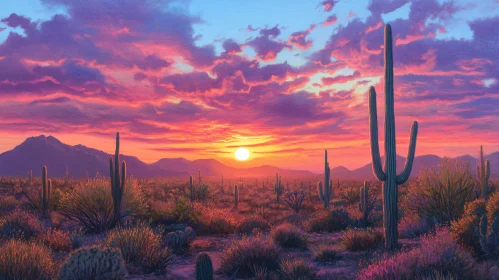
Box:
left=405, top=158, right=477, bottom=224
left=106, top=223, right=173, bottom=274
left=0, top=239, right=54, bottom=280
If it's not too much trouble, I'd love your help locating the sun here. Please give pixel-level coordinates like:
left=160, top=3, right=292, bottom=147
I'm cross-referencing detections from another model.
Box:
left=235, top=147, right=250, bottom=161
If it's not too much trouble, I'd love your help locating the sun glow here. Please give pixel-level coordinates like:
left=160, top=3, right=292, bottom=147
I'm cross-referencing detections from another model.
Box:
left=235, top=147, right=250, bottom=161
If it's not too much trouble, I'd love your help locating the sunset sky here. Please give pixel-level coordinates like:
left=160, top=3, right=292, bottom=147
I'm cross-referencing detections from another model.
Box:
left=0, top=0, right=498, bottom=173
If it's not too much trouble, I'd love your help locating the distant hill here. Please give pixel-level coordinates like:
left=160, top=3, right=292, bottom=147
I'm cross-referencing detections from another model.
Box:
left=0, top=135, right=497, bottom=179
left=0, top=135, right=315, bottom=178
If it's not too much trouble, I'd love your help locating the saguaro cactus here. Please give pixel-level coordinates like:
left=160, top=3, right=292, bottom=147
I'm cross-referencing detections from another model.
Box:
left=369, top=24, right=418, bottom=250
left=109, top=132, right=126, bottom=225
left=477, top=146, right=491, bottom=201
left=234, top=184, right=239, bottom=209
left=479, top=215, right=499, bottom=258
left=274, top=173, right=284, bottom=206
left=195, top=252, right=214, bottom=280
left=42, top=166, right=50, bottom=216
left=28, top=170, right=32, bottom=185
left=189, top=176, right=194, bottom=201
left=359, top=181, right=370, bottom=222
left=318, top=150, right=333, bottom=209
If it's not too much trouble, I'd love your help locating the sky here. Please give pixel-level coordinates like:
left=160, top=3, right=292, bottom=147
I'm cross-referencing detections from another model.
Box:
left=0, top=0, right=497, bottom=173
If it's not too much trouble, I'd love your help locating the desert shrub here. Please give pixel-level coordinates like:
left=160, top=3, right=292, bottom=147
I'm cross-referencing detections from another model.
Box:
left=0, top=209, right=42, bottom=240
left=58, top=246, right=127, bottom=280
left=450, top=199, right=487, bottom=256
left=357, top=227, right=474, bottom=280
left=342, top=228, right=384, bottom=251
left=153, top=198, right=200, bottom=226
left=0, top=196, right=19, bottom=213
left=59, top=178, right=145, bottom=233
left=196, top=207, right=237, bottom=235
left=219, top=234, right=280, bottom=278
left=464, top=199, right=486, bottom=217
left=106, top=223, right=173, bottom=274
left=69, top=227, right=85, bottom=250
left=340, top=186, right=360, bottom=205
left=399, top=215, right=434, bottom=239
left=405, top=158, right=477, bottom=224
left=189, top=182, right=212, bottom=202
left=37, top=228, right=72, bottom=252
left=486, top=192, right=499, bottom=222
left=0, top=239, right=55, bottom=280
left=235, top=216, right=271, bottom=235
left=283, top=190, right=306, bottom=213
left=307, top=209, right=352, bottom=233
left=415, top=270, right=459, bottom=280
left=313, top=244, right=341, bottom=263
left=279, top=258, right=318, bottom=280
left=270, top=223, right=308, bottom=248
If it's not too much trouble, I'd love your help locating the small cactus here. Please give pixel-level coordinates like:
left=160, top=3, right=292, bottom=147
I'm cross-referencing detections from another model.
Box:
left=477, top=146, right=491, bottom=201
left=274, top=173, right=284, bottom=207
left=110, top=132, right=126, bottom=225
left=318, top=150, right=333, bottom=209
left=359, top=181, right=371, bottom=223
left=196, top=252, right=214, bottom=280
left=41, top=166, right=50, bottom=216
left=479, top=215, right=499, bottom=258
left=234, top=184, right=239, bottom=209
left=189, top=175, right=194, bottom=201
left=58, top=246, right=128, bottom=280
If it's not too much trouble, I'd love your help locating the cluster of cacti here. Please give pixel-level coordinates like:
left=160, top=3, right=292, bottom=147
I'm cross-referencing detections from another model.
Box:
left=477, top=145, right=491, bottom=201
left=41, top=166, right=51, bottom=217
left=318, top=150, right=333, bottom=209
left=369, top=24, right=419, bottom=250
left=479, top=214, right=499, bottom=258
left=274, top=173, right=284, bottom=207
left=359, top=181, right=372, bottom=223
left=234, top=184, right=239, bottom=209
left=110, top=132, right=126, bottom=225
left=165, top=226, right=196, bottom=249
left=58, top=246, right=128, bottom=280
left=195, top=252, right=214, bottom=280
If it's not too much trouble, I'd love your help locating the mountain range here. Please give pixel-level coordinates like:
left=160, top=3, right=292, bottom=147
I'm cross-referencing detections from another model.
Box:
left=0, top=135, right=497, bottom=180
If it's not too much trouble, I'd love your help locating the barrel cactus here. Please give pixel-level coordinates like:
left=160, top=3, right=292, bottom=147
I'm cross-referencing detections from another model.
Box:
left=58, top=246, right=127, bottom=280
left=196, top=252, right=214, bottom=280
left=165, top=226, right=196, bottom=249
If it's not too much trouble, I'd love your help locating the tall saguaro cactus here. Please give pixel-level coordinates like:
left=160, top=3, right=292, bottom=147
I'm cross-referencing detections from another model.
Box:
left=109, top=132, right=126, bottom=225
left=41, top=166, right=50, bottom=216
left=369, top=24, right=418, bottom=250
left=477, top=145, right=491, bottom=201
left=189, top=176, right=194, bottom=201
left=318, top=150, right=333, bottom=209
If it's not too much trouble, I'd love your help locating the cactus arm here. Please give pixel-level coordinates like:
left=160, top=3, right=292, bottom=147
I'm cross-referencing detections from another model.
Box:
left=369, top=86, right=386, bottom=181
left=396, top=121, right=418, bottom=184
left=317, top=181, right=324, bottom=200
